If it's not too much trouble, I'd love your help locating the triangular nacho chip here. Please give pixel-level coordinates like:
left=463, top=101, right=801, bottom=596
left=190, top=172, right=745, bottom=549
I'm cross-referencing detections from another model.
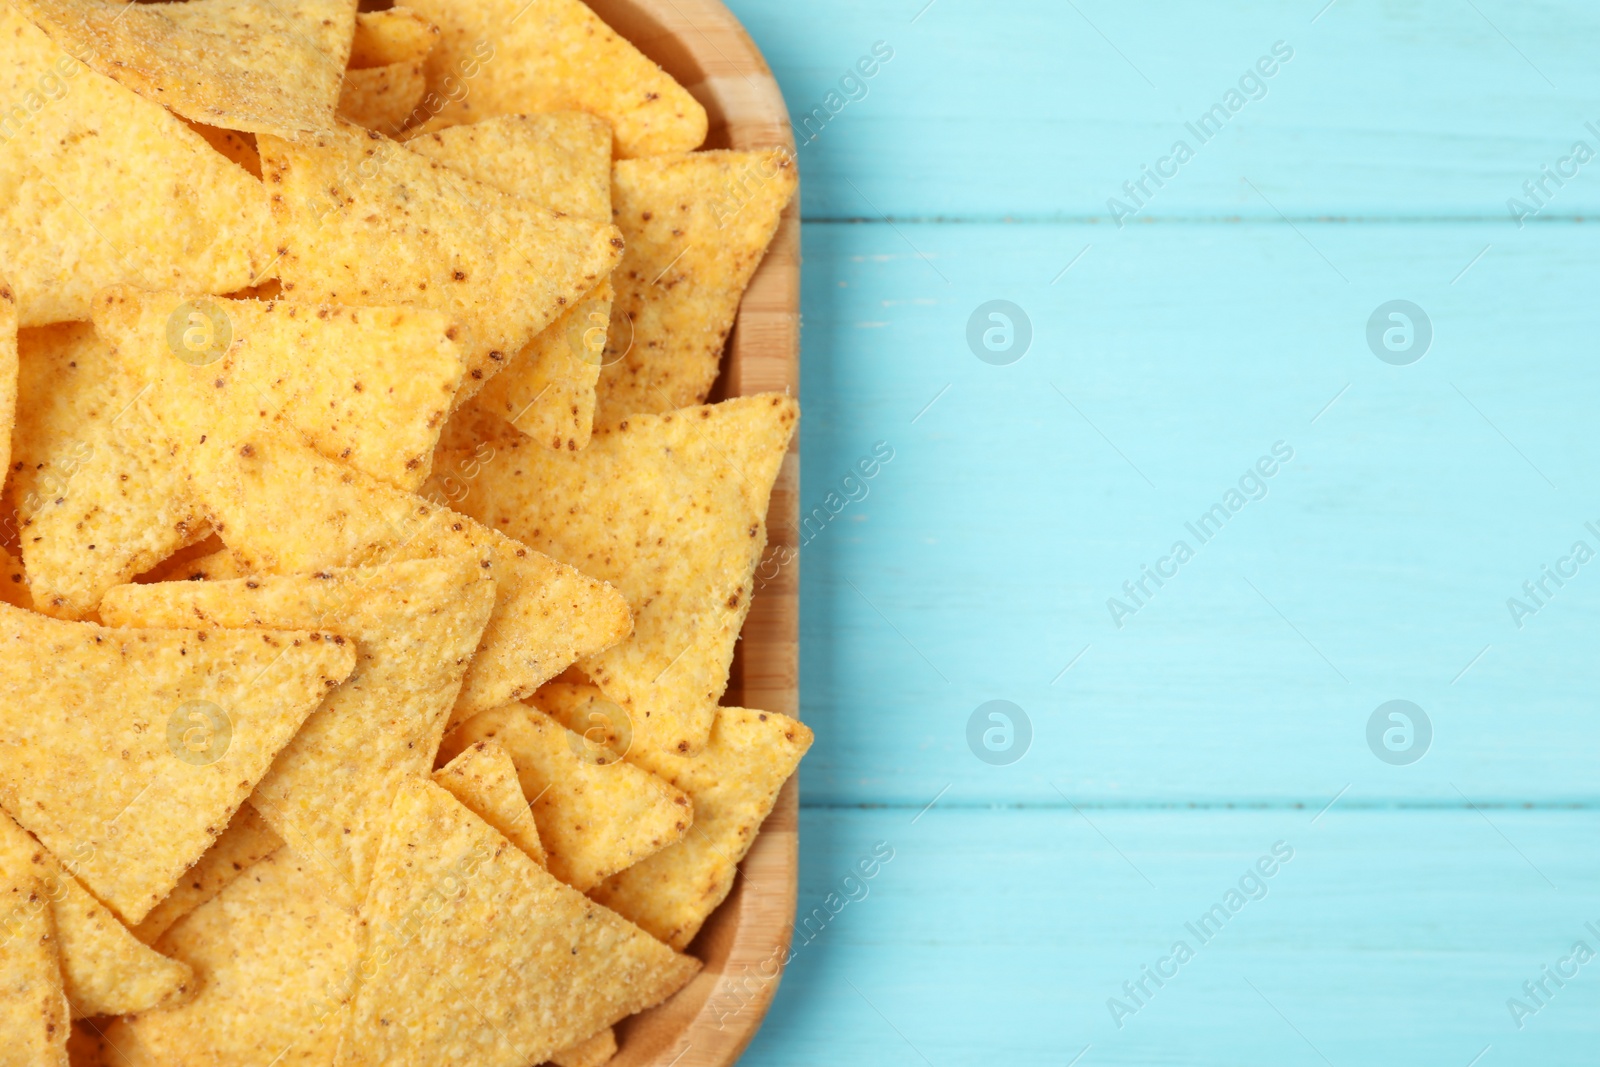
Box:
left=101, top=553, right=496, bottom=903
left=348, top=7, right=436, bottom=69
left=552, top=1027, right=616, bottom=1067
left=0, top=601, right=355, bottom=922
left=0, top=811, right=192, bottom=1018
left=539, top=684, right=812, bottom=950
left=595, top=151, right=797, bottom=426
left=338, top=8, right=436, bottom=134
left=432, top=740, right=544, bottom=866
left=0, top=547, right=28, bottom=611
left=0, top=279, right=15, bottom=487
left=10, top=323, right=208, bottom=618
left=339, top=61, right=427, bottom=133
left=101, top=846, right=360, bottom=1067
left=402, top=0, right=706, bottom=158
left=439, top=702, right=690, bottom=891
left=0, top=866, right=68, bottom=1066
left=15, top=0, right=358, bottom=136
left=429, top=394, right=796, bottom=755
left=185, top=121, right=262, bottom=177
left=0, top=5, right=272, bottom=327
left=404, top=112, right=612, bottom=220
left=93, top=286, right=468, bottom=492
left=408, top=114, right=614, bottom=451
left=180, top=428, right=630, bottom=721
left=339, top=778, right=699, bottom=1067
left=466, top=282, right=612, bottom=451
left=259, top=123, right=624, bottom=404
left=131, top=804, right=282, bottom=946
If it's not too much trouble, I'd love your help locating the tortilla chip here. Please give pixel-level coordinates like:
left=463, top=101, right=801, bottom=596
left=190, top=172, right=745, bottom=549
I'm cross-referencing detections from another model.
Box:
left=130, top=803, right=282, bottom=946
left=407, top=114, right=614, bottom=451
left=0, top=546, right=28, bottom=610
left=403, top=0, right=706, bottom=158
left=0, top=278, right=15, bottom=486
left=339, top=61, right=427, bottom=133
left=130, top=534, right=228, bottom=586
left=0, top=5, right=272, bottom=327
left=259, top=122, right=624, bottom=404
left=439, top=702, right=690, bottom=892
left=432, top=740, right=544, bottom=866
left=0, top=811, right=192, bottom=1017
left=101, top=846, right=361, bottom=1067
left=0, top=866, right=68, bottom=1066
left=552, top=1027, right=616, bottom=1067
left=595, top=151, right=797, bottom=426
left=429, top=394, right=797, bottom=755
left=540, top=685, right=812, bottom=949
left=404, top=112, right=612, bottom=220
left=339, top=777, right=699, bottom=1067
left=179, top=428, right=630, bottom=722
left=93, top=285, right=468, bottom=493
left=0, top=601, right=355, bottom=922
left=348, top=7, right=436, bottom=68
left=14, top=0, right=358, bottom=137
left=184, top=121, right=262, bottom=177
left=101, top=553, right=496, bottom=903
left=10, top=323, right=209, bottom=618
left=465, top=282, right=611, bottom=451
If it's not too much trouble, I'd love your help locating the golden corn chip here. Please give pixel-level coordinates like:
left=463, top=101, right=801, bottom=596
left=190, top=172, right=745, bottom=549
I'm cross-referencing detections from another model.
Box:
left=0, top=601, right=355, bottom=923
left=552, top=1026, right=616, bottom=1067
left=0, top=811, right=192, bottom=1018
left=131, top=804, right=282, bottom=946
left=101, top=553, right=496, bottom=903
left=403, top=0, right=706, bottom=158
left=595, top=151, right=797, bottom=426
left=180, top=428, right=630, bottom=721
left=408, top=113, right=614, bottom=451
left=0, top=546, right=28, bottom=610
left=430, top=394, right=797, bottom=755
left=14, top=0, right=358, bottom=137
left=102, top=846, right=361, bottom=1067
left=0, top=5, right=272, bottom=327
left=10, top=323, right=209, bottom=618
left=0, top=278, right=15, bottom=485
left=439, top=701, right=690, bottom=892
left=184, top=121, right=262, bottom=177
left=339, top=62, right=427, bottom=134
left=466, top=282, right=612, bottom=451
left=259, top=123, right=624, bottom=404
left=348, top=7, right=436, bottom=69
left=131, top=533, right=229, bottom=586
left=339, top=777, right=699, bottom=1067
left=93, top=286, right=468, bottom=493
left=432, top=740, right=545, bottom=866
left=404, top=112, right=612, bottom=219
left=0, top=866, right=68, bottom=1067
left=540, top=684, right=813, bottom=950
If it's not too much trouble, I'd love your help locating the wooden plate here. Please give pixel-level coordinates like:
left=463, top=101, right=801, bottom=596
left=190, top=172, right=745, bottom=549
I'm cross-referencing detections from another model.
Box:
left=580, top=2, right=800, bottom=1065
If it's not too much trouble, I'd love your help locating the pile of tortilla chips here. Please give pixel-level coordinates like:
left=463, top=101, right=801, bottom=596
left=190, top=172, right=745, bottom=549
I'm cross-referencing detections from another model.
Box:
left=0, top=0, right=809, bottom=1062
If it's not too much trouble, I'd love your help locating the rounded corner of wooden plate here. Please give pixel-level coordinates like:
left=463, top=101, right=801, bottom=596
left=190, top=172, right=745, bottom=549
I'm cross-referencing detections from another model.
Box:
left=578, top=2, right=800, bottom=1065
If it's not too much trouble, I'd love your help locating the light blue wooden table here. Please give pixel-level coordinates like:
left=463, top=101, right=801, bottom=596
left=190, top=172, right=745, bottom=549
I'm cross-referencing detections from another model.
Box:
left=721, top=2, right=1600, bottom=1063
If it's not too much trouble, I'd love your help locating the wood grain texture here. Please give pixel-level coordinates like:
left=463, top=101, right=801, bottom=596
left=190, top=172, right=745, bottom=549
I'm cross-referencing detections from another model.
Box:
left=729, top=0, right=1600, bottom=220
left=707, top=0, right=1600, bottom=1063
left=579, top=1, right=801, bottom=1064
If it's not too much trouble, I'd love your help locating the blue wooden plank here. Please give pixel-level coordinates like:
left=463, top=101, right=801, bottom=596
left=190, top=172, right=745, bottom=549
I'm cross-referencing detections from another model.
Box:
left=794, top=219, right=1600, bottom=806
left=744, top=807, right=1600, bottom=1067
left=724, top=0, right=1600, bottom=220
